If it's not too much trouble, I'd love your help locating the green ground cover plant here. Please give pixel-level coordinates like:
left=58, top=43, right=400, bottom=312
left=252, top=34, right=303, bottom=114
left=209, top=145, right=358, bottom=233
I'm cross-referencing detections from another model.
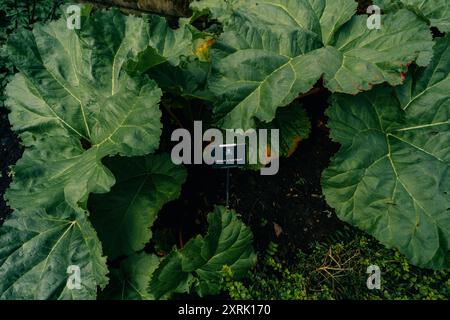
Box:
left=226, top=231, right=450, bottom=300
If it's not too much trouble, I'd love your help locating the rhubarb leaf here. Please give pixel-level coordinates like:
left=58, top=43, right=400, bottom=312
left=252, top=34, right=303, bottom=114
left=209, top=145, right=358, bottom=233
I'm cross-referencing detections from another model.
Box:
left=322, top=36, right=450, bottom=269
left=195, top=0, right=433, bottom=129
left=149, top=60, right=214, bottom=101
left=192, top=0, right=358, bottom=45
left=375, top=0, right=450, bottom=33
left=317, top=9, right=434, bottom=93
left=125, top=14, right=194, bottom=74
left=258, top=102, right=311, bottom=157
left=209, top=22, right=324, bottom=129
left=150, top=206, right=256, bottom=299
left=89, top=154, right=187, bottom=259
left=4, top=9, right=164, bottom=212
left=103, top=253, right=160, bottom=300
left=0, top=208, right=108, bottom=299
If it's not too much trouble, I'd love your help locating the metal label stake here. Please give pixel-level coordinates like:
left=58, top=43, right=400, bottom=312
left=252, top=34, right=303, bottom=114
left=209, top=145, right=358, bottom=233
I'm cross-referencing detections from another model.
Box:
left=211, top=143, right=246, bottom=207
left=226, top=167, right=230, bottom=207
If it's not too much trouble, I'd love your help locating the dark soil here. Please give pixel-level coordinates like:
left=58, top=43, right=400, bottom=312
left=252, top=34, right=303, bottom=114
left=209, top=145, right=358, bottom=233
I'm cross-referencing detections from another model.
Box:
left=231, top=94, right=345, bottom=257
left=0, top=106, right=22, bottom=224
left=155, top=91, right=346, bottom=260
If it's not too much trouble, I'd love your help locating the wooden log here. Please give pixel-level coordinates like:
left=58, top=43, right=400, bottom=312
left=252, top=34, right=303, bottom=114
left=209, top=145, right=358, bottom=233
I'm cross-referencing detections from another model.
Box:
left=79, top=0, right=192, bottom=17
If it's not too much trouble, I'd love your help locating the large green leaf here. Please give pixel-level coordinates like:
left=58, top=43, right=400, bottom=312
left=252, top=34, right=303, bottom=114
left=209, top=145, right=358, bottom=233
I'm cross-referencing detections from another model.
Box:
left=192, top=0, right=357, bottom=45
left=102, top=253, right=160, bottom=300
left=258, top=102, right=311, bottom=157
left=316, top=9, right=433, bottom=93
left=195, top=0, right=433, bottom=129
left=125, top=14, right=194, bottom=74
left=322, top=36, right=450, bottom=269
left=89, top=154, right=187, bottom=259
left=0, top=208, right=108, bottom=299
left=375, top=0, right=450, bottom=33
left=147, top=251, right=193, bottom=299
left=149, top=60, right=214, bottom=101
left=209, top=22, right=324, bottom=129
left=4, top=9, right=168, bottom=212
left=145, top=24, right=216, bottom=101
left=150, top=206, right=256, bottom=299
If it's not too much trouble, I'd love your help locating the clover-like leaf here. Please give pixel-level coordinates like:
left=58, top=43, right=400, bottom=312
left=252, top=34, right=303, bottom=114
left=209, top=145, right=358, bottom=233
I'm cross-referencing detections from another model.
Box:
left=150, top=206, right=256, bottom=299
left=89, top=154, right=187, bottom=259
left=4, top=9, right=169, bottom=212
left=322, top=36, right=450, bottom=269
left=375, top=0, right=450, bottom=33
left=0, top=207, right=108, bottom=299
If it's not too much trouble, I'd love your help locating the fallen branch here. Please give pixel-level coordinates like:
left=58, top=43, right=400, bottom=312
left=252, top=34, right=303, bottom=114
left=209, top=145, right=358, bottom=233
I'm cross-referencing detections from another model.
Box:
left=79, top=0, right=192, bottom=17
